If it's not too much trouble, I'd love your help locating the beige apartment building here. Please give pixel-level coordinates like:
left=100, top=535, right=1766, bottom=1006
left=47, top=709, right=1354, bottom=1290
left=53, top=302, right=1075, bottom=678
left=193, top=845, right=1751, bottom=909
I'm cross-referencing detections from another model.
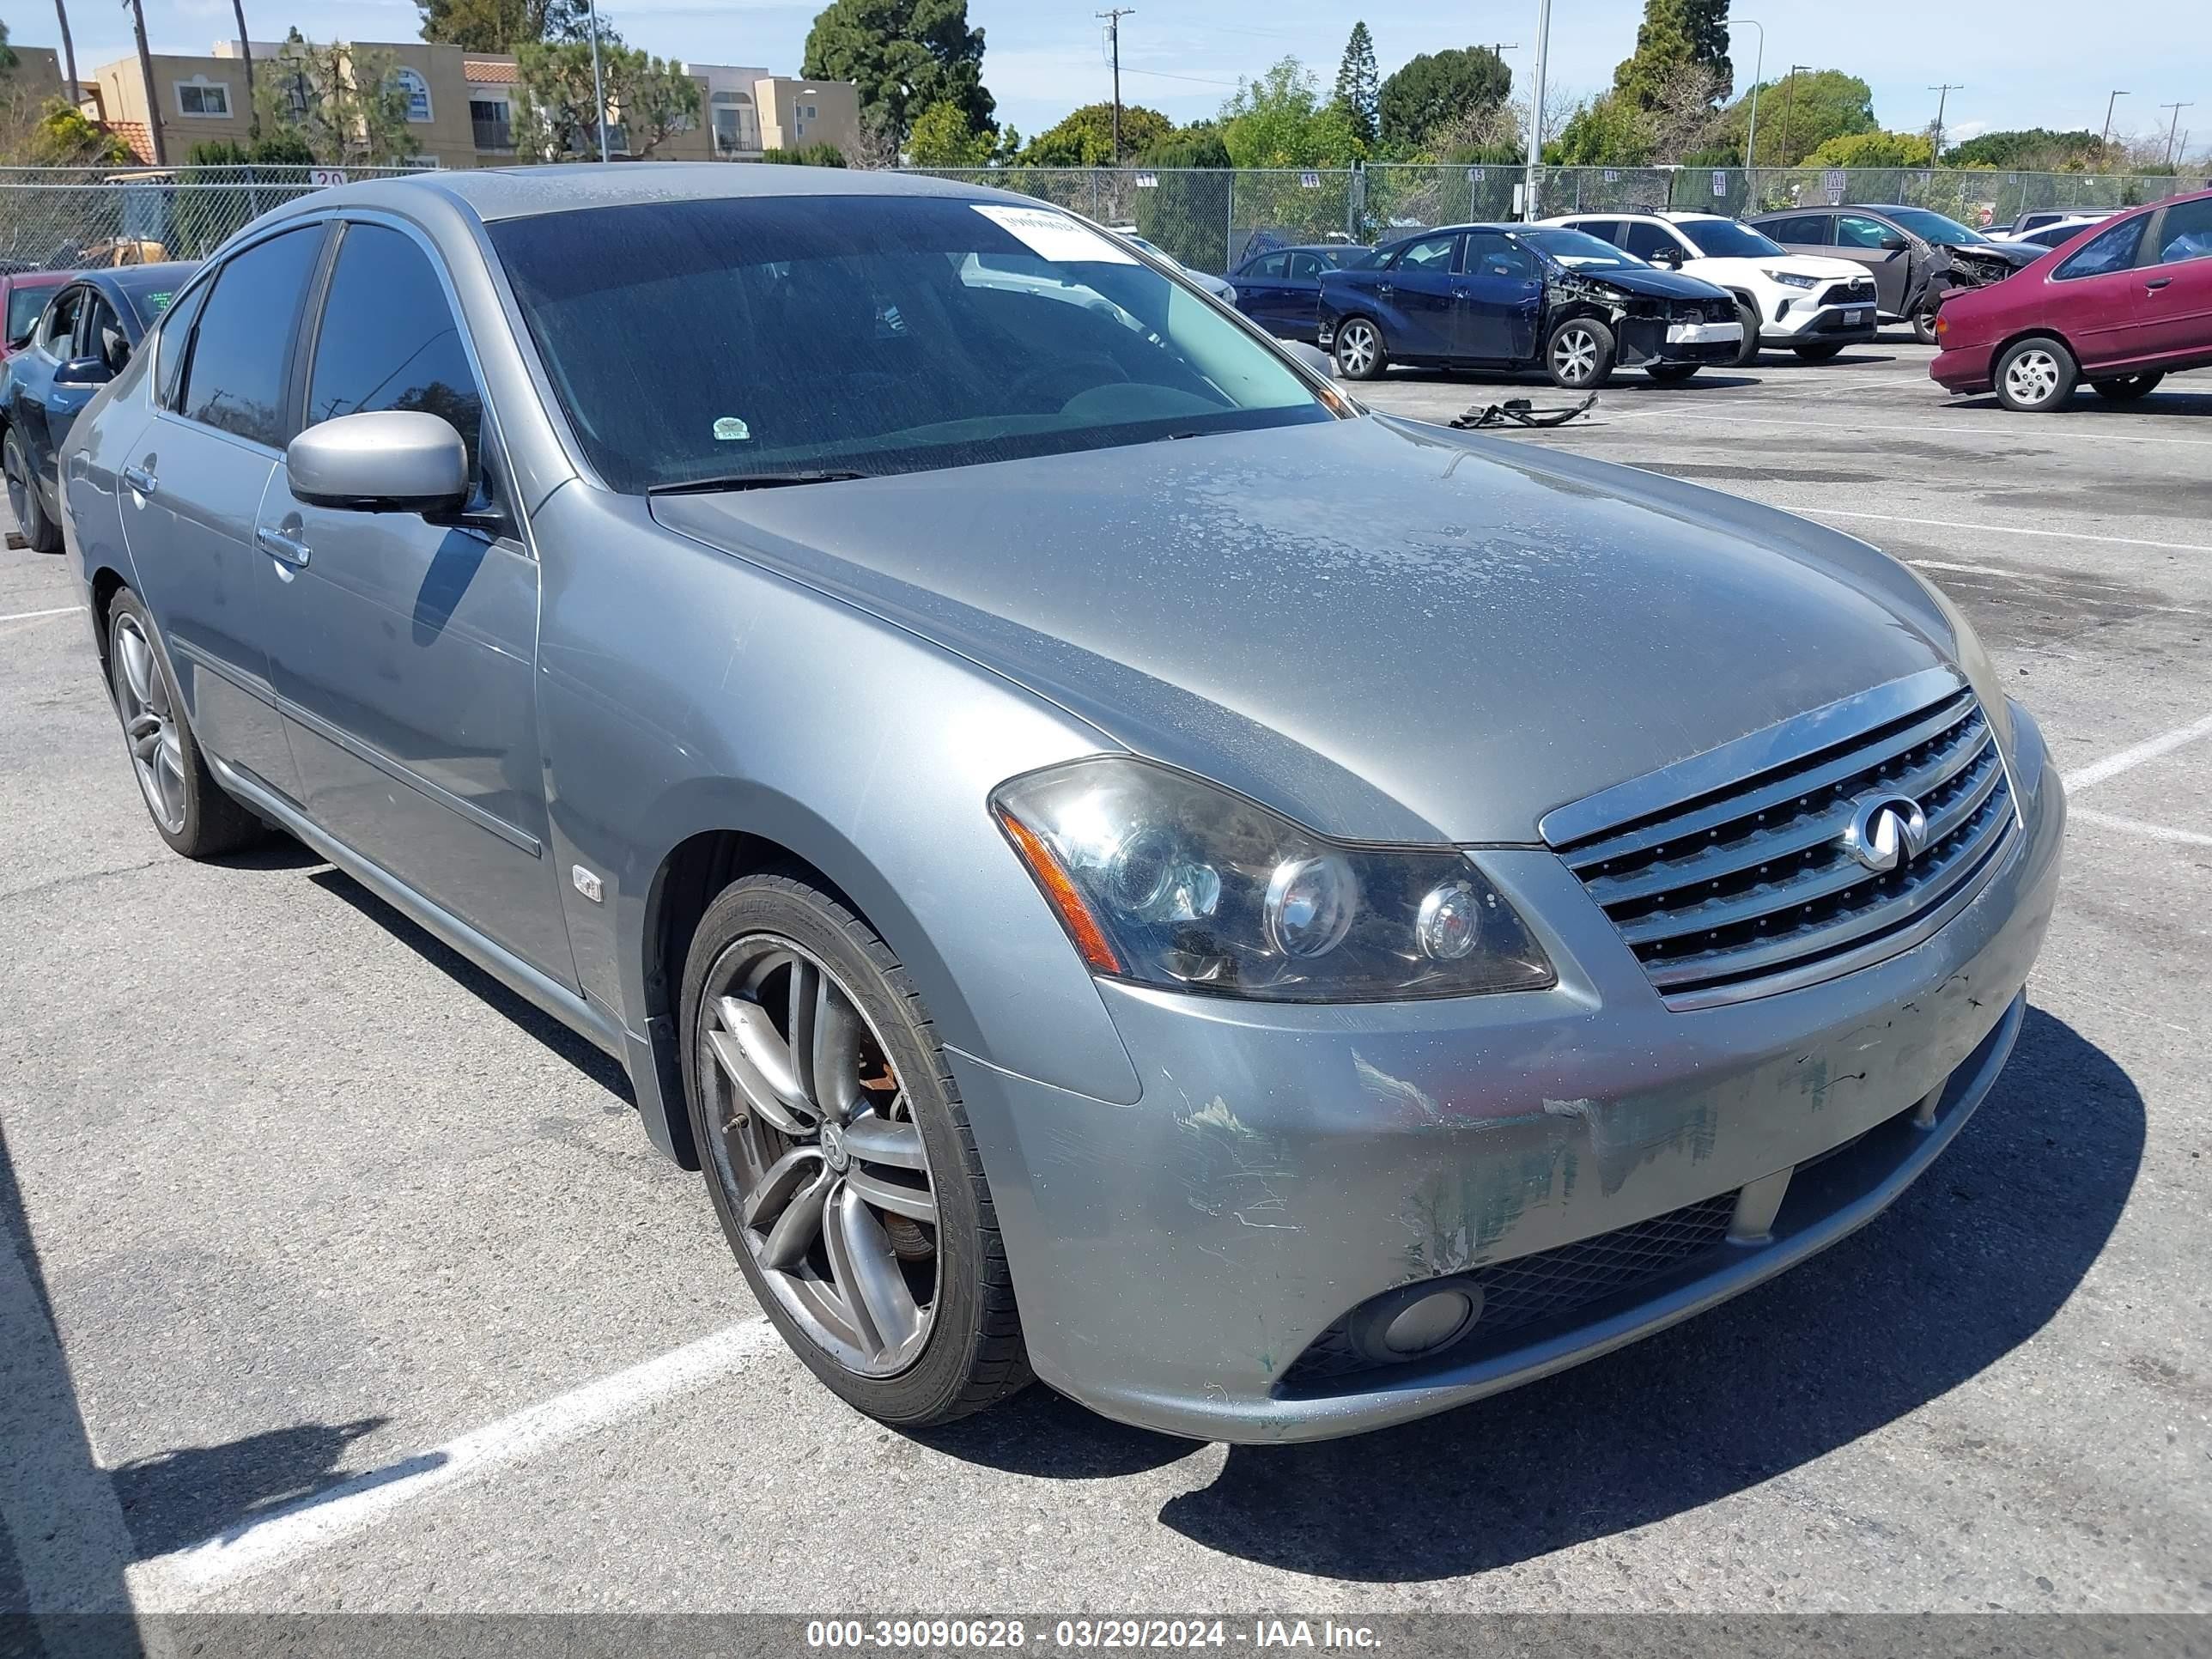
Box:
left=73, top=37, right=859, bottom=168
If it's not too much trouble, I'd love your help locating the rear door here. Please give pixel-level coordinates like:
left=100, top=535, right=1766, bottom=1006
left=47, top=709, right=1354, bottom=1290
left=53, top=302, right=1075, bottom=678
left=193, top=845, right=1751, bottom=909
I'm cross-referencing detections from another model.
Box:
left=1232, top=251, right=1292, bottom=333
left=1379, top=233, right=1462, bottom=357
left=1835, top=214, right=1913, bottom=315
left=1281, top=251, right=1327, bottom=340
left=2136, top=197, right=2212, bottom=365
left=118, top=226, right=325, bottom=799
left=1754, top=212, right=1833, bottom=260
left=1456, top=231, right=1544, bottom=360
left=256, top=217, right=574, bottom=982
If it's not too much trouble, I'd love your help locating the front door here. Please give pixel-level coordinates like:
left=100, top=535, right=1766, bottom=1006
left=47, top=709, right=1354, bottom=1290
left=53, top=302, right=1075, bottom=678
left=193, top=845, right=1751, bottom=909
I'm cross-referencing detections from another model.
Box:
left=1456, top=232, right=1545, bottom=360
left=1835, top=214, right=1915, bottom=315
left=121, top=228, right=326, bottom=799
left=257, top=218, right=574, bottom=985
left=1234, top=251, right=1294, bottom=334
left=1382, top=233, right=1462, bottom=357
left=2041, top=214, right=2158, bottom=371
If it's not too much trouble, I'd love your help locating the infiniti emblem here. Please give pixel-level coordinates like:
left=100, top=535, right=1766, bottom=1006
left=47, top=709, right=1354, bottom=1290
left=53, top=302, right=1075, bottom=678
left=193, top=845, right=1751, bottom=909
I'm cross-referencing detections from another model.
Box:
left=818, top=1121, right=851, bottom=1171
left=1842, top=793, right=1930, bottom=873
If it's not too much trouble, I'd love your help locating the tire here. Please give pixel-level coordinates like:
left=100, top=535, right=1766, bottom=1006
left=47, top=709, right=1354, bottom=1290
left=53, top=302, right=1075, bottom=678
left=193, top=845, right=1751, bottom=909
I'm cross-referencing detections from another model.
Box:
left=1792, top=342, right=1845, bottom=362
left=1547, top=317, right=1616, bottom=388
left=3, top=428, right=60, bottom=553
left=1644, top=362, right=1700, bottom=383
left=680, top=872, right=1030, bottom=1428
left=1993, top=335, right=2079, bottom=413
left=1912, top=307, right=1940, bottom=345
left=1729, top=298, right=1762, bottom=366
left=106, top=587, right=265, bottom=858
left=1332, top=315, right=1387, bottom=380
left=2091, top=373, right=2163, bottom=401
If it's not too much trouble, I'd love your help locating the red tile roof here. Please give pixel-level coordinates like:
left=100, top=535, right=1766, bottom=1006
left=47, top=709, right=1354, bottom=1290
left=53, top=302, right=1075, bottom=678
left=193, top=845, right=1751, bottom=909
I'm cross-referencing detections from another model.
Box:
left=109, top=119, right=157, bottom=165
left=464, top=59, right=520, bottom=84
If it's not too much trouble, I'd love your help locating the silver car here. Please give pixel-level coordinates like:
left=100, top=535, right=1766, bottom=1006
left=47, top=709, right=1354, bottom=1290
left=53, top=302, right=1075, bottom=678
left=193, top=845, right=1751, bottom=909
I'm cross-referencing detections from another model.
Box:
left=59, top=167, right=2063, bottom=1443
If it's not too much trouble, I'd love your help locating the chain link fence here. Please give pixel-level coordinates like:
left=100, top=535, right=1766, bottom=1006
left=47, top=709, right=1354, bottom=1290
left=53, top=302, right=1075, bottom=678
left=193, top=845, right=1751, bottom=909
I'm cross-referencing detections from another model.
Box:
left=0, top=165, right=432, bottom=273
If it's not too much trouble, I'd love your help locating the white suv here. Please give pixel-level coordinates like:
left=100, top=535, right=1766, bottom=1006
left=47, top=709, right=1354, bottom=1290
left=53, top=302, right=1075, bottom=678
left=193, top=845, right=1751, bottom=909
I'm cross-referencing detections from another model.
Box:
left=1544, top=210, right=1879, bottom=364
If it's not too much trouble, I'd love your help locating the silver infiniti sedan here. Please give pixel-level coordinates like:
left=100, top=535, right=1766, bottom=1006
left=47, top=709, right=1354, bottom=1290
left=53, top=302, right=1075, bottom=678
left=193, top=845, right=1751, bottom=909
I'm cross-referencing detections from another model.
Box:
left=58, top=167, right=2063, bottom=1443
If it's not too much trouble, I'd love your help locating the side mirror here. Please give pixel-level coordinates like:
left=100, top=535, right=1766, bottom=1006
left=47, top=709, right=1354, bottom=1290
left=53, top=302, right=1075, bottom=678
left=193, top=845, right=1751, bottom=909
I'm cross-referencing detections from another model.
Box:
left=1280, top=339, right=1335, bottom=380
left=54, top=355, right=113, bottom=387
left=1878, top=234, right=1909, bottom=252
left=1649, top=245, right=1684, bottom=267
left=286, top=410, right=468, bottom=514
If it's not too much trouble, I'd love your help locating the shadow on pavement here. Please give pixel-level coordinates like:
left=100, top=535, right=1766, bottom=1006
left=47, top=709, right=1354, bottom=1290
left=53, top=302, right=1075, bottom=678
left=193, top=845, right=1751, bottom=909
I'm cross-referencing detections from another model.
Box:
left=109, top=1416, right=388, bottom=1560
left=1151, top=1005, right=2140, bottom=1578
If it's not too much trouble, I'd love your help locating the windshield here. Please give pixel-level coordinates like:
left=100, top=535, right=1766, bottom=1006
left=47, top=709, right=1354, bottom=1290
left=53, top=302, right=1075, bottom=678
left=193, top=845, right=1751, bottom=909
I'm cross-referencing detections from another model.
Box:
left=489, top=196, right=1330, bottom=494
left=1885, top=207, right=1988, bottom=245
left=1517, top=228, right=1647, bottom=270
left=5, top=285, right=53, bottom=343
left=1678, top=219, right=1785, bottom=258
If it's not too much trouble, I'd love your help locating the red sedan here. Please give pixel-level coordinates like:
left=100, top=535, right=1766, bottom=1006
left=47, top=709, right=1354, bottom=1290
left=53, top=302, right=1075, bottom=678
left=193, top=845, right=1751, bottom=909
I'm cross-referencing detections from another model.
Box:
left=1930, top=187, right=2212, bottom=411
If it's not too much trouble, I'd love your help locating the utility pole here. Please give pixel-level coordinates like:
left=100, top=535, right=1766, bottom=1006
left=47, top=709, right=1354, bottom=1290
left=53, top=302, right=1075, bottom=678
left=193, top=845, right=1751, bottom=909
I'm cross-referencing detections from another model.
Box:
left=126, top=0, right=165, bottom=164
left=52, top=0, right=79, bottom=112
left=1522, top=0, right=1550, bottom=219
left=1737, top=17, right=1765, bottom=174
left=2160, top=102, right=2192, bottom=168
left=230, top=0, right=255, bottom=139
left=586, top=0, right=609, bottom=161
left=1097, top=9, right=1134, bottom=163
left=2100, top=90, right=2128, bottom=154
left=1927, top=82, right=1963, bottom=162
left=1780, top=64, right=1808, bottom=168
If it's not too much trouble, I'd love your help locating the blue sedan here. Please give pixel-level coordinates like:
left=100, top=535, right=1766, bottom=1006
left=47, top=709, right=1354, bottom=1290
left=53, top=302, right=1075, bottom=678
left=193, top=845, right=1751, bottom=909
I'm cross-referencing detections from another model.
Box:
left=1228, top=243, right=1375, bottom=341
left=3, top=263, right=196, bottom=551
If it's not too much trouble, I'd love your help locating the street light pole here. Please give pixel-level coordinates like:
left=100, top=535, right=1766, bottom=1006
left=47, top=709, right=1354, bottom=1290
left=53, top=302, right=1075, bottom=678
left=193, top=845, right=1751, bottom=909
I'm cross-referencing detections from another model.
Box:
left=2100, top=89, right=2128, bottom=155
left=1738, top=18, right=1765, bottom=176
left=1522, top=0, right=1551, bottom=220
left=1780, top=64, right=1808, bottom=169
left=2160, top=102, right=2192, bottom=169
left=587, top=0, right=610, bottom=162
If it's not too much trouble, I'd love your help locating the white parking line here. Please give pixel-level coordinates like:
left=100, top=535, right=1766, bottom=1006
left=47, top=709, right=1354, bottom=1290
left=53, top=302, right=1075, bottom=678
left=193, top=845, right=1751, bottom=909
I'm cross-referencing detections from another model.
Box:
left=2072, top=808, right=2212, bottom=848
left=0, top=603, right=82, bottom=623
left=2063, top=710, right=2212, bottom=793
left=131, top=1318, right=781, bottom=1601
left=1804, top=507, right=2209, bottom=556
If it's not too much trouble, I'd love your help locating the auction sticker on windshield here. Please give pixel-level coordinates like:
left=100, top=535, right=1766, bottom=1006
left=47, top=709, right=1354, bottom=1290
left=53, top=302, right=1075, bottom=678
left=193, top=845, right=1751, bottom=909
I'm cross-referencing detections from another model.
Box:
left=971, top=204, right=1135, bottom=264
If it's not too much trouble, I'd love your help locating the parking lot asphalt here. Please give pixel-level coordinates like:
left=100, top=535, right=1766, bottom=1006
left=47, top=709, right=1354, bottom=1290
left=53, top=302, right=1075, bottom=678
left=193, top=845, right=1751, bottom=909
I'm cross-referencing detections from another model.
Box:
left=2, top=334, right=2208, bottom=1622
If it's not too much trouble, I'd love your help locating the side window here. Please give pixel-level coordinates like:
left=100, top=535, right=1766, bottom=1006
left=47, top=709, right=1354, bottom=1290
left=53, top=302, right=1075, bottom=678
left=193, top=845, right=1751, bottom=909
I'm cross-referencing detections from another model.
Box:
left=1763, top=215, right=1830, bottom=246
left=1395, top=234, right=1459, bottom=273
left=1287, top=252, right=1322, bottom=281
left=41, top=287, right=86, bottom=356
left=307, top=223, right=484, bottom=480
left=1837, top=215, right=1894, bottom=250
left=1249, top=252, right=1288, bottom=279
left=82, top=295, right=130, bottom=374
left=2154, top=198, right=2212, bottom=265
left=154, top=279, right=210, bottom=410
left=1620, top=220, right=1683, bottom=261
left=181, top=226, right=324, bottom=448
left=1466, top=232, right=1534, bottom=280
left=2055, top=216, right=2148, bottom=280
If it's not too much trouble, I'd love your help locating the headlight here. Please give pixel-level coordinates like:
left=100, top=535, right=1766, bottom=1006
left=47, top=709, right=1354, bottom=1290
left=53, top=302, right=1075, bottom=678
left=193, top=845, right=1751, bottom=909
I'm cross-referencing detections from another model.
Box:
left=1764, top=269, right=1819, bottom=289
left=993, top=757, right=1555, bottom=1002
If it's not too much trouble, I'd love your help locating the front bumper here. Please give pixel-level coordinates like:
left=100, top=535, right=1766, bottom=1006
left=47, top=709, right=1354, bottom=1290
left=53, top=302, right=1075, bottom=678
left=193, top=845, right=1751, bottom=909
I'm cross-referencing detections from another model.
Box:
left=951, top=706, right=2063, bottom=1443
left=1768, top=300, right=1880, bottom=343
left=1618, top=315, right=1741, bottom=367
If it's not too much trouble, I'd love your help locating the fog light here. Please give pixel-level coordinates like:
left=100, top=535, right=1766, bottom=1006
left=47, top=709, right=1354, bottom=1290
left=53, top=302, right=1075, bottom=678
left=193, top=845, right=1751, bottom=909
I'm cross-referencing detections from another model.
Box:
left=1347, top=1279, right=1484, bottom=1364
left=1416, top=878, right=1481, bottom=960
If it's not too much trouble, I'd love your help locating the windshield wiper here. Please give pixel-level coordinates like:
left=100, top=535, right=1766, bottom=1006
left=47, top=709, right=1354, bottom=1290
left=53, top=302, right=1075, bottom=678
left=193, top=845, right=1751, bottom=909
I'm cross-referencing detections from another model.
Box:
left=649, top=470, right=870, bottom=495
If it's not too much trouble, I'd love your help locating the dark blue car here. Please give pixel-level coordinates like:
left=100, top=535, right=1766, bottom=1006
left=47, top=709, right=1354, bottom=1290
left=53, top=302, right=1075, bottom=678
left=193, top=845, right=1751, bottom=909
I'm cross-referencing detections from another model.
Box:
left=1316, top=224, right=1741, bottom=388
left=3, top=263, right=197, bottom=551
left=1227, top=243, right=1375, bottom=342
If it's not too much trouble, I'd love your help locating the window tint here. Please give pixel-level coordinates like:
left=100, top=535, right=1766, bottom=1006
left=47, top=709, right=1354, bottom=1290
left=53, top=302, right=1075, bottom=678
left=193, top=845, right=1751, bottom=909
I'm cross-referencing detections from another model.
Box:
left=1761, top=215, right=1831, bottom=246
left=1394, top=234, right=1458, bottom=272
left=83, top=296, right=130, bottom=374
left=1837, top=215, right=1894, bottom=250
left=2056, top=216, right=2147, bottom=280
left=182, top=226, right=322, bottom=447
left=1620, top=220, right=1683, bottom=260
left=308, top=224, right=483, bottom=476
left=1287, top=252, right=1322, bottom=281
left=155, top=279, right=210, bottom=410
left=2154, top=198, right=2212, bottom=264
left=41, top=287, right=85, bottom=354
left=1465, top=232, right=1534, bottom=280
left=1248, top=252, right=1288, bottom=279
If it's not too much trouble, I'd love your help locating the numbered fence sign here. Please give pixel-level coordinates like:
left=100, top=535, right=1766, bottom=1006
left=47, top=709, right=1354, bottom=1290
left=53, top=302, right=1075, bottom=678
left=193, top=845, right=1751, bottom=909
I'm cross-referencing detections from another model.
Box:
left=1134, top=172, right=1158, bottom=188
left=1603, top=168, right=1620, bottom=183
left=309, top=167, right=349, bottom=187
left=1712, top=170, right=1727, bottom=197
left=1299, top=172, right=1322, bottom=189
left=1467, top=166, right=1486, bottom=182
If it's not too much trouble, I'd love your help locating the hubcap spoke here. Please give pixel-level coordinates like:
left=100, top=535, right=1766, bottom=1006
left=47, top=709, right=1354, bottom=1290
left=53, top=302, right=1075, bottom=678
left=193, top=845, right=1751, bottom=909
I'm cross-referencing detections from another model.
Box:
left=118, top=628, right=152, bottom=707
left=843, top=1166, right=938, bottom=1224
left=756, top=1159, right=836, bottom=1273
left=811, top=981, right=864, bottom=1123
left=785, top=957, right=820, bottom=1102
left=710, top=995, right=815, bottom=1134
left=842, top=1109, right=927, bottom=1170
left=823, top=1182, right=925, bottom=1361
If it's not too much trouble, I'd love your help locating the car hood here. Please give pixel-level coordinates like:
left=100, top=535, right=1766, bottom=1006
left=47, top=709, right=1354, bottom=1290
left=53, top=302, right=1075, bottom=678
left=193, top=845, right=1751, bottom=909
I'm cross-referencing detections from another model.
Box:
left=650, top=416, right=1965, bottom=844
left=1553, top=263, right=1732, bottom=301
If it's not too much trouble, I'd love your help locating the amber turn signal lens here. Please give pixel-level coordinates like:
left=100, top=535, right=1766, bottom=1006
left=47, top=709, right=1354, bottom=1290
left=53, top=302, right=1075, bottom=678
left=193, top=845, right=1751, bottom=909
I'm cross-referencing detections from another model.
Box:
left=996, top=807, right=1123, bottom=975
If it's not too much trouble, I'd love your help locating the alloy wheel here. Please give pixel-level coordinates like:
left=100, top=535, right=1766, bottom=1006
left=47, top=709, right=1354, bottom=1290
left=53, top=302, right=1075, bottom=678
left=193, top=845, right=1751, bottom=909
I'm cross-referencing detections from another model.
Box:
left=112, top=613, right=186, bottom=834
left=2003, top=348, right=2062, bottom=407
left=1552, top=326, right=1601, bottom=384
left=700, top=936, right=939, bottom=1377
left=1338, top=320, right=1377, bottom=375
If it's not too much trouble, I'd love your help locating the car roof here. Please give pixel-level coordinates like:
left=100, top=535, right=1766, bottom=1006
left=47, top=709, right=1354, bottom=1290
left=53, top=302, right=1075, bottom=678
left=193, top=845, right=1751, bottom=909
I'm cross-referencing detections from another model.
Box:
left=3, top=267, right=73, bottom=288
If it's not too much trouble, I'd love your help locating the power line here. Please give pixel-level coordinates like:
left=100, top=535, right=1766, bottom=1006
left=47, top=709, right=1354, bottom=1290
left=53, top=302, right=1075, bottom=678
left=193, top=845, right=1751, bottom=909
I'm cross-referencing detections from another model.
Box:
left=1097, top=9, right=1135, bottom=163
left=1117, top=65, right=1243, bottom=90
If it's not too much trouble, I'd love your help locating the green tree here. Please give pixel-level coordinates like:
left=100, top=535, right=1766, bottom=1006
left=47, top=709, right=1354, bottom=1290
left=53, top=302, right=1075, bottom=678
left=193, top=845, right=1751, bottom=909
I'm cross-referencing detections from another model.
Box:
left=1613, top=0, right=1731, bottom=108
left=512, top=36, right=701, bottom=160
left=802, top=0, right=993, bottom=143
left=0, top=20, right=15, bottom=71
left=1944, top=128, right=2111, bottom=170
left=1802, top=129, right=1933, bottom=168
left=1716, top=68, right=1874, bottom=166
left=1018, top=100, right=1170, bottom=167
left=1376, top=47, right=1510, bottom=153
left=1331, top=21, right=1379, bottom=146
left=1219, top=57, right=1366, bottom=168
left=1137, top=122, right=1231, bottom=169
left=907, top=98, right=991, bottom=166
left=1548, top=91, right=1653, bottom=165
left=763, top=142, right=849, bottom=166
left=417, top=0, right=589, bottom=52
left=254, top=37, right=416, bottom=164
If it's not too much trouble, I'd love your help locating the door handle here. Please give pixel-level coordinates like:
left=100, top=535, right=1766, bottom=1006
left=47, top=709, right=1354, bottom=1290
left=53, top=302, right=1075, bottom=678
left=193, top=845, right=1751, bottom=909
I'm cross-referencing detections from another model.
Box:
left=120, top=463, right=156, bottom=496
left=1376, top=282, right=1395, bottom=296
left=255, top=526, right=311, bottom=568
left=2146, top=276, right=2172, bottom=290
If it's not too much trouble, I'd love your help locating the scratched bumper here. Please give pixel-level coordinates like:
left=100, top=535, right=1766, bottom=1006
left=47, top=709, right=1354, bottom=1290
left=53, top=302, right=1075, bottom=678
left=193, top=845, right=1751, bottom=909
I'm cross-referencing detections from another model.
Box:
left=950, top=705, right=2063, bottom=1443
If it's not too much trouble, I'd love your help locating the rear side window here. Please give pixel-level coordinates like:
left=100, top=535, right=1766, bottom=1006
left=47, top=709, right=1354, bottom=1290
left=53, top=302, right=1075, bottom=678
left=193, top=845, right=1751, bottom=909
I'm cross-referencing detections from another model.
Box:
left=181, top=226, right=323, bottom=448
left=2154, top=198, right=2212, bottom=264
left=307, top=223, right=484, bottom=477
left=2056, top=216, right=2147, bottom=280
left=1761, top=215, right=1831, bottom=246
left=154, top=280, right=210, bottom=410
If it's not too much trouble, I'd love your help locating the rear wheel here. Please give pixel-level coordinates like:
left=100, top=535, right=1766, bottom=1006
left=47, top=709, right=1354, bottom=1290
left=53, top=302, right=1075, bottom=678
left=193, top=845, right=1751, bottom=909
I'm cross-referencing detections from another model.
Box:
left=1333, top=316, right=1387, bottom=380
left=1546, top=317, right=1616, bottom=388
left=106, top=587, right=264, bottom=858
left=2091, top=373, right=2163, bottom=401
left=1912, top=307, right=1941, bottom=345
left=680, top=872, right=1030, bottom=1427
left=1994, top=335, right=2078, bottom=413
left=1729, top=298, right=1762, bottom=366
left=1644, top=362, right=1700, bottom=383
left=1792, top=342, right=1845, bottom=362
left=3, top=428, right=60, bottom=553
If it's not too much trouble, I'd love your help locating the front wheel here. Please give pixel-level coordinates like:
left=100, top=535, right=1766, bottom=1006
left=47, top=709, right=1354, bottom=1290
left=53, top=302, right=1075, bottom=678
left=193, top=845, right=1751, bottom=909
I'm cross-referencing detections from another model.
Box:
left=1729, top=298, right=1762, bottom=366
left=680, top=872, right=1030, bottom=1427
left=1644, top=362, right=1700, bottom=383
left=1332, top=316, right=1387, bottom=380
left=1912, top=307, right=1940, bottom=345
left=1995, top=335, right=2078, bottom=413
left=1547, top=317, right=1616, bottom=388
left=2091, top=373, right=2163, bottom=401
left=1792, top=342, right=1845, bottom=362
left=3, top=428, right=60, bottom=554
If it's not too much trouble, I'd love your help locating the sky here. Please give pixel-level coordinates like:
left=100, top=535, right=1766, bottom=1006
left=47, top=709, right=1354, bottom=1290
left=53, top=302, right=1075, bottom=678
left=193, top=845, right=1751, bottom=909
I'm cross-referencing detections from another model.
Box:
left=12, top=0, right=2209, bottom=161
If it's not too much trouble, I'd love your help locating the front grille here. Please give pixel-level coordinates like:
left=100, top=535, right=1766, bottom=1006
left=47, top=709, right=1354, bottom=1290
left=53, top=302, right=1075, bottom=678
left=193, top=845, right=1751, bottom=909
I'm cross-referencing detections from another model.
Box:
left=1820, top=278, right=1878, bottom=307
left=1550, top=685, right=2020, bottom=1006
left=1283, top=1193, right=1737, bottom=1386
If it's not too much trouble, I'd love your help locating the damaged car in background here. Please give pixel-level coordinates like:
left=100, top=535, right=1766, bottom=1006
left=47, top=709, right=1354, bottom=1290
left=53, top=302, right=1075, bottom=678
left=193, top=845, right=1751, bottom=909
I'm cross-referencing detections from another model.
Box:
left=1749, top=204, right=2040, bottom=343
left=63, top=167, right=2063, bottom=1443
left=1318, top=223, right=1743, bottom=386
